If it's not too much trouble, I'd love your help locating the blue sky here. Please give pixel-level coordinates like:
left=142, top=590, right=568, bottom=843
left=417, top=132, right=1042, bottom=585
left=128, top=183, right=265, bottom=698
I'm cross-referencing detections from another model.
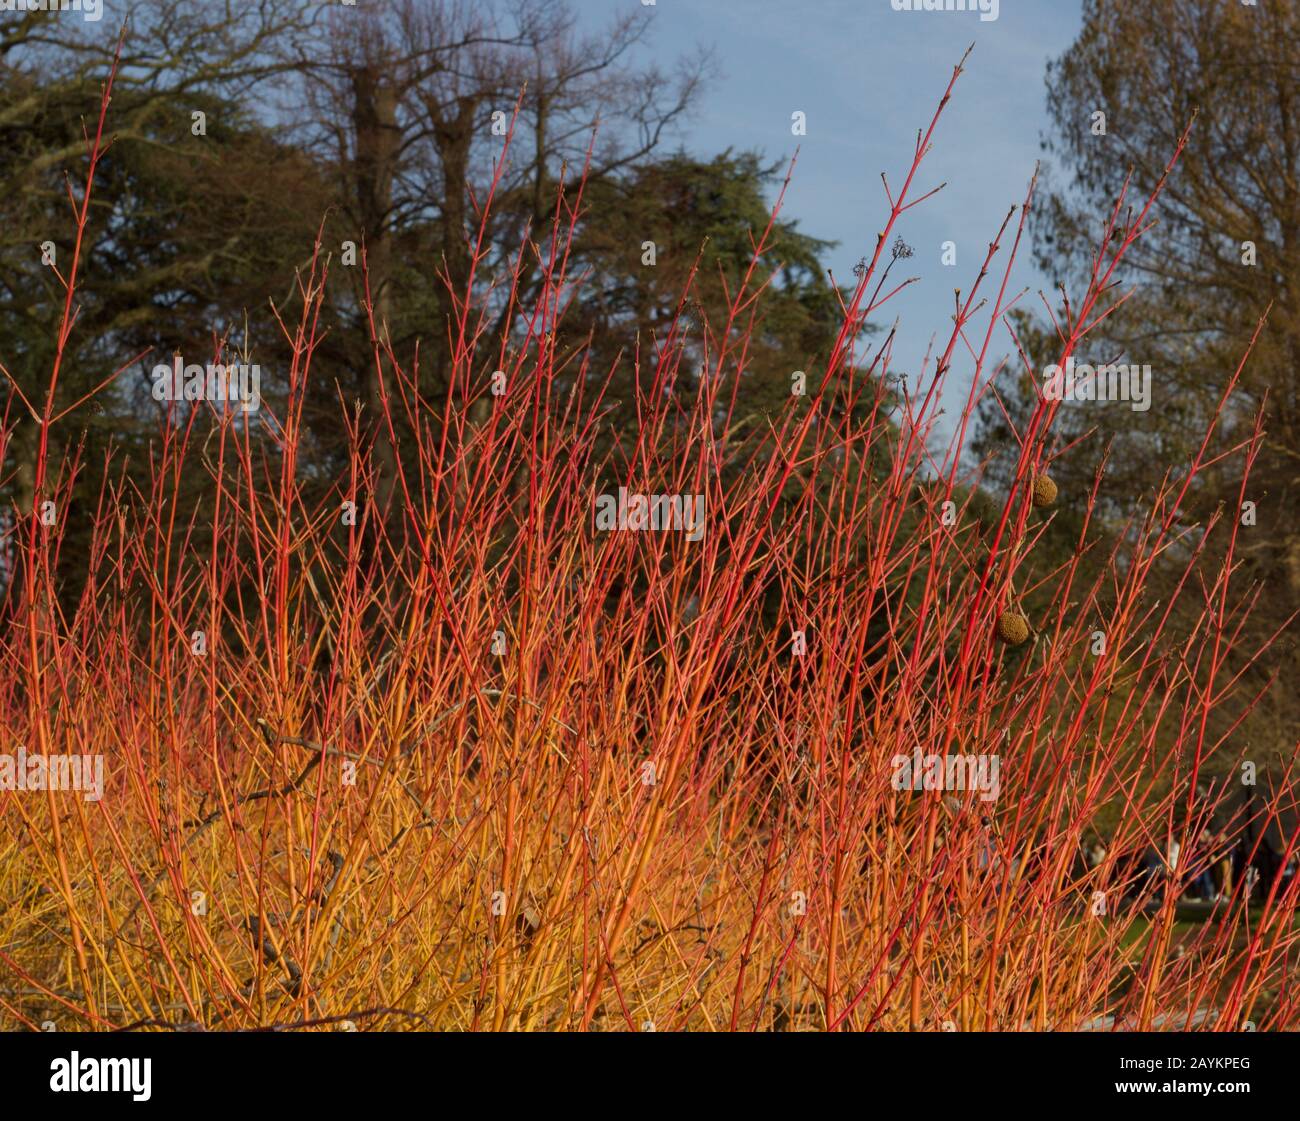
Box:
left=572, top=0, right=1085, bottom=417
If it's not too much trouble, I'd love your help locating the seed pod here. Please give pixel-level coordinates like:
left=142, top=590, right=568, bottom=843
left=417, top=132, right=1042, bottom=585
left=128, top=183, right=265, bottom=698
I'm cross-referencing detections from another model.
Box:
left=1032, top=474, right=1058, bottom=508
left=996, top=611, right=1031, bottom=646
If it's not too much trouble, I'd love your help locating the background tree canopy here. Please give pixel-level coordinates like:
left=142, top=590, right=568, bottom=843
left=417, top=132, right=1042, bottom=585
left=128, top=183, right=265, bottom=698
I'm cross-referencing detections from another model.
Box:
left=0, top=1, right=861, bottom=561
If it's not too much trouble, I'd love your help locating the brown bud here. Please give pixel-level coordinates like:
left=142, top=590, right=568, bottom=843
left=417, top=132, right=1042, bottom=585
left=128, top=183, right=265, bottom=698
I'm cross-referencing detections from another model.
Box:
left=996, top=611, right=1031, bottom=646
left=1032, top=474, right=1058, bottom=508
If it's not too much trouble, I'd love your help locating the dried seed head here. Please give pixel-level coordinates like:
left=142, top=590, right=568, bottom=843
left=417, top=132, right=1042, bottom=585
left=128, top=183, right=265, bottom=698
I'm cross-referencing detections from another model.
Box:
left=996, top=611, right=1031, bottom=646
left=1032, top=474, right=1058, bottom=508
left=516, top=900, right=542, bottom=943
